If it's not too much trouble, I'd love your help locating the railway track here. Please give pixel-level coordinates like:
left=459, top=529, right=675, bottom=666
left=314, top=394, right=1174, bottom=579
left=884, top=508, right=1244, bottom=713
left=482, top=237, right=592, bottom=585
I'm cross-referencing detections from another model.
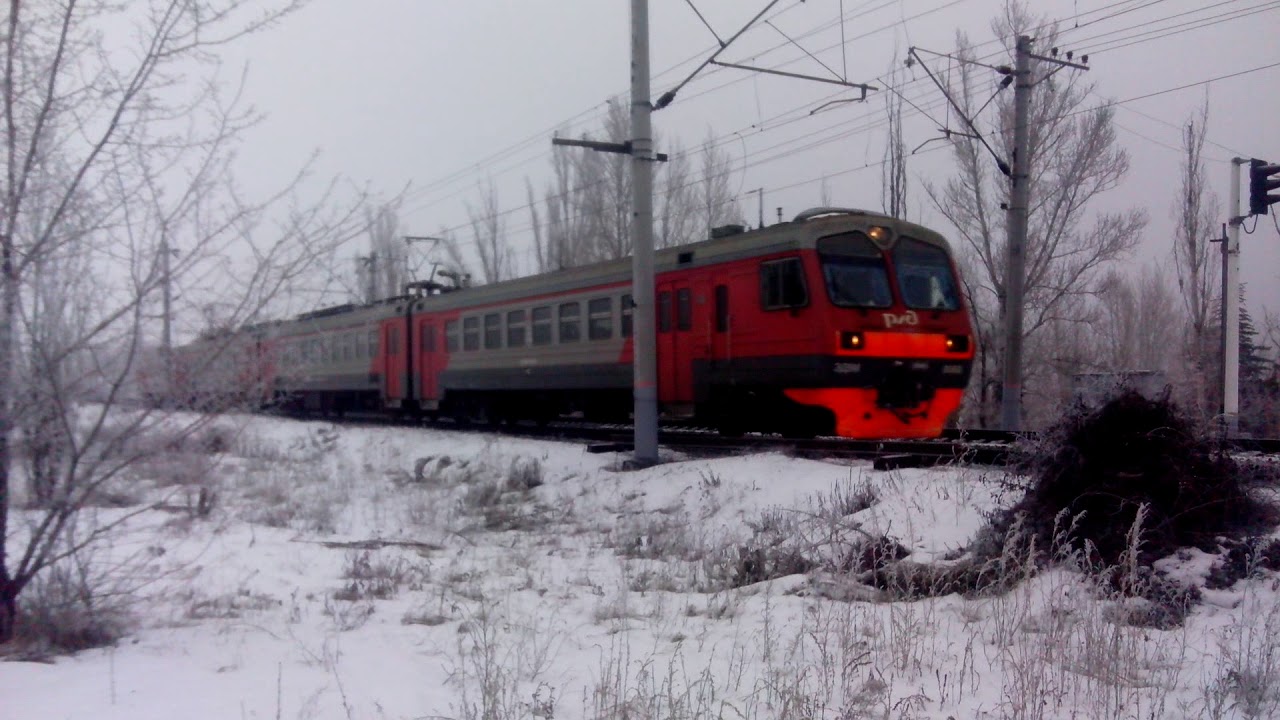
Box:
left=277, top=410, right=1280, bottom=469
left=579, top=425, right=1280, bottom=469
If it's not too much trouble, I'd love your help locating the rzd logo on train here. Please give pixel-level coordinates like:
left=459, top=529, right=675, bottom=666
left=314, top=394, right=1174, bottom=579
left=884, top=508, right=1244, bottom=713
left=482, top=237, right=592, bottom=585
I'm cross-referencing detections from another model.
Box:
left=883, top=311, right=919, bottom=328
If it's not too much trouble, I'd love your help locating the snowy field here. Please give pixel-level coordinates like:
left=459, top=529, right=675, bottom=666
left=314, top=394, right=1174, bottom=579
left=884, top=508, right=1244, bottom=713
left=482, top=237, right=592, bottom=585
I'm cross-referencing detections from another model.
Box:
left=2, top=414, right=1278, bottom=720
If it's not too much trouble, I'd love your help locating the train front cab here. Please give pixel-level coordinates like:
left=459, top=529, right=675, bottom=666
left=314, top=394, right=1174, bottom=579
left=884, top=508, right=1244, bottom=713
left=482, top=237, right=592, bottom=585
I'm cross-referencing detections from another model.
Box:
left=781, top=222, right=974, bottom=438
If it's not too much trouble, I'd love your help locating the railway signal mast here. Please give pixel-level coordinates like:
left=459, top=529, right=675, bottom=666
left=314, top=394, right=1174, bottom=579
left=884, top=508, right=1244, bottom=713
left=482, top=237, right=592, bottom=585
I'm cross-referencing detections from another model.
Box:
left=1221, top=158, right=1280, bottom=435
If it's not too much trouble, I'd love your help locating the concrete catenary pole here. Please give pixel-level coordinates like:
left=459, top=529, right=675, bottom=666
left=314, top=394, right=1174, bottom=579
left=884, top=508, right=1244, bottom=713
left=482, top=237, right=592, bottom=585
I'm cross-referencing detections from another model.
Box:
left=1223, top=158, right=1245, bottom=435
left=1000, top=35, right=1033, bottom=431
left=630, top=0, right=659, bottom=465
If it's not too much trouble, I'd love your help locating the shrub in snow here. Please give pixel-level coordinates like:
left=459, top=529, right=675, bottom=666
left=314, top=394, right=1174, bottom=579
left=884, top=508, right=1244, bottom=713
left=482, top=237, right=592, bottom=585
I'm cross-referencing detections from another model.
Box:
left=1002, top=390, right=1277, bottom=567
left=11, top=559, right=131, bottom=658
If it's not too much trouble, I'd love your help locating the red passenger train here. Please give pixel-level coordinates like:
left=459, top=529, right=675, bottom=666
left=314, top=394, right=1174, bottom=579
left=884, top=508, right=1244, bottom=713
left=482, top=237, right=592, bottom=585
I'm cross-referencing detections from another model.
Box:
left=178, top=207, right=975, bottom=439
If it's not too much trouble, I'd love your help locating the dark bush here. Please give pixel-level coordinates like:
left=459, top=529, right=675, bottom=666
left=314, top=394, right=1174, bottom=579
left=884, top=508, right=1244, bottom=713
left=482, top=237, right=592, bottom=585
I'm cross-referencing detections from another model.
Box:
left=1002, top=391, right=1277, bottom=567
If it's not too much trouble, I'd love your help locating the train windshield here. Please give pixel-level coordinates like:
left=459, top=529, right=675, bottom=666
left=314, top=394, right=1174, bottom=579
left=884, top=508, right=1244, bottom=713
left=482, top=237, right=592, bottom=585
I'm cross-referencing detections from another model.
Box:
left=817, top=232, right=893, bottom=308
left=893, top=237, right=961, bottom=311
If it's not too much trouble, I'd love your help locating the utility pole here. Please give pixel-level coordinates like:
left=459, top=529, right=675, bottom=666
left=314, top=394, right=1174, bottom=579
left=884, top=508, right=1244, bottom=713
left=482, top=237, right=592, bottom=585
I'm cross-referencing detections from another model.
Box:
left=1223, top=157, right=1246, bottom=436
left=999, top=35, right=1032, bottom=432
left=630, top=0, right=659, bottom=465
left=549, top=0, right=661, bottom=465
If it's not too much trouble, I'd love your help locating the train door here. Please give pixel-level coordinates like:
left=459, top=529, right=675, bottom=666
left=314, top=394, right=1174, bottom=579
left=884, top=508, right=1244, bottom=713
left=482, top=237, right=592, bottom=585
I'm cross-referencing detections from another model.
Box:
left=710, top=282, right=732, bottom=363
left=382, top=318, right=408, bottom=402
left=414, top=316, right=438, bottom=406
left=657, top=278, right=702, bottom=407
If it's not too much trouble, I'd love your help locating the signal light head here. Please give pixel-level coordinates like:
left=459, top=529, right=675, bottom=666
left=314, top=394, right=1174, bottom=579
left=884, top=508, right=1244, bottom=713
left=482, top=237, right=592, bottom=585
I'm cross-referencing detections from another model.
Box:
left=840, top=331, right=864, bottom=350
left=1249, top=158, right=1280, bottom=216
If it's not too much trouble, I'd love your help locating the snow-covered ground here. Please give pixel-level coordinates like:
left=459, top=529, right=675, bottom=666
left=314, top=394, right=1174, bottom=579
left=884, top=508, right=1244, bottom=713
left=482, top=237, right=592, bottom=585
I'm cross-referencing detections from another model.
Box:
left=3, top=415, right=1278, bottom=720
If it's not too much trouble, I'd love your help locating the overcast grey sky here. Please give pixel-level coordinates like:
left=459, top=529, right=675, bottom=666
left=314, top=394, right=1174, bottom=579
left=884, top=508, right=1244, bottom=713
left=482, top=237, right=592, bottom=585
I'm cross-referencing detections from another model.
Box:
left=225, top=0, right=1280, bottom=326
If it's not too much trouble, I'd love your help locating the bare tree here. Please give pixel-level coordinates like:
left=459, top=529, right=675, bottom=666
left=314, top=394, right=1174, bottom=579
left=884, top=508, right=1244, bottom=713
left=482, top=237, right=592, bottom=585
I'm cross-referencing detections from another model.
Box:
left=882, top=52, right=908, bottom=219
left=697, top=128, right=742, bottom=237
left=925, top=2, right=1146, bottom=426
left=1092, top=263, right=1180, bottom=375
left=0, top=1, right=369, bottom=643
left=578, top=99, right=632, bottom=262
left=360, top=202, right=407, bottom=301
left=467, top=178, right=512, bottom=284
left=537, top=138, right=593, bottom=272
left=1172, top=99, right=1220, bottom=420
left=655, top=139, right=699, bottom=249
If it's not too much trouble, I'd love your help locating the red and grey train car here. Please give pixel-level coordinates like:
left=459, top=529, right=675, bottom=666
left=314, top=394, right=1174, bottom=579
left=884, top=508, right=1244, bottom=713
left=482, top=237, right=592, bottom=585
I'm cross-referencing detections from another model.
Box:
left=210, top=207, right=975, bottom=439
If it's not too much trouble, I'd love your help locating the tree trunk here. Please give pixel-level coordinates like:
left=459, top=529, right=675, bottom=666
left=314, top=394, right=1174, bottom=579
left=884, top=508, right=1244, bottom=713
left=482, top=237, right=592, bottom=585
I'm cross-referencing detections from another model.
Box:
left=0, top=231, right=15, bottom=644
left=0, top=571, right=16, bottom=644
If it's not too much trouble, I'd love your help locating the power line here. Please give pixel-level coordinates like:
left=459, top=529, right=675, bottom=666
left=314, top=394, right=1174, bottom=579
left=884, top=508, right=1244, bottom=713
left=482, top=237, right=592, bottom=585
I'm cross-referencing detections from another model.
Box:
left=402, top=2, right=1275, bottom=255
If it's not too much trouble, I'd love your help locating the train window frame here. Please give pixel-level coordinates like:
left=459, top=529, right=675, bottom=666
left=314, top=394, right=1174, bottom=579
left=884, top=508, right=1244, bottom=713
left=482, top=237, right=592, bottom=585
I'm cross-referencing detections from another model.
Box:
left=676, top=288, right=692, bottom=331
left=892, top=237, right=962, bottom=312
left=355, top=331, right=366, bottom=359
left=657, top=291, right=672, bottom=332
left=368, top=330, right=379, bottom=357
left=463, top=316, right=480, bottom=352
left=760, top=257, right=809, bottom=311
left=484, top=313, right=501, bottom=349
left=341, top=334, right=352, bottom=362
left=587, top=297, right=613, bottom=340
left=558, top=302, right=581, bottom=344
left=531, top=306, right=552, bottom=346
left=506, top=309, right=527, bottom=347
left=621, top=294, right=633, bottom=337
left=445, top=320, right=459, bottom=352
left=715, top=284, right=729, bottom=332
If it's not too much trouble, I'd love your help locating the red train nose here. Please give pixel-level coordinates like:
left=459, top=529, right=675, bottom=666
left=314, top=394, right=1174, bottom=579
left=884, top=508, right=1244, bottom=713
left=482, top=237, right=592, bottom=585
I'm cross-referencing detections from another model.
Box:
left=783, top=387, right=965, bottom=439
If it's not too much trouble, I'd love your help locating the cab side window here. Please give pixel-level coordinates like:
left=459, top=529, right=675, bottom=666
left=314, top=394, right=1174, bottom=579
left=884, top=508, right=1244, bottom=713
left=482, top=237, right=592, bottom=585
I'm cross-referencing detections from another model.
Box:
left=760, top=257, right=808, bottom=310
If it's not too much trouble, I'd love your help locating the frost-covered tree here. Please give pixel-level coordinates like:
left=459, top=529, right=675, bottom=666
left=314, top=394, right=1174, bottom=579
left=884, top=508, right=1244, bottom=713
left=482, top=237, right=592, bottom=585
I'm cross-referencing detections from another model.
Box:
left=1172, top=100, right=1221, bottom=420
left=467, top=178, right=512, bottom=284
left=0, top=0, right=369, bottom=643
left=925, top=2, right=1146, bottom=427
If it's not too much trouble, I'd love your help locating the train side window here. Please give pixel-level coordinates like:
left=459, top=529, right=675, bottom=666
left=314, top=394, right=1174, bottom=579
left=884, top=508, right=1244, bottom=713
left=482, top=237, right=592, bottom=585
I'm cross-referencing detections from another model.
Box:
left=676, top=288, right=692, bottom=331
left=621, top=294, right=633, bottom=338
left=445, top=320, right=459, bottom=352
left=421, top=325, right=435, bottom=352
left=313, top=339, right=324, bottom=363
left=715, top=285, right=729, bottom=332
left=355, top=332, right=366, bottom=359
left=389, top=327, right=400, bottom=355
left=369, top=331, right=379, bottom=357
left=588, top=297, right=612, bottom=340
left=657, top=291, right=672, bottom=332
left=559, top=302, right=581, bottom=343
left=484, top=313, right=501, bottom=349
left=343, top=334, right=354, bottom=361
left=506, top=309, right=526, bottom=347
left=463, top=317, right=480, bottom=351
left=760, top=257, right=808, bottom=310
left=532, top=306, right=552, bottom=345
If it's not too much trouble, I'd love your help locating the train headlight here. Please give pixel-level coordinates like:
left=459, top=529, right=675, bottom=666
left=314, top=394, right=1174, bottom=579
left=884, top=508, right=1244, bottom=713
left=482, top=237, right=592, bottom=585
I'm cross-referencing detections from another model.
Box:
left=866, top=226, right=893, bottom=246
left=840, top=331, right=865, bottom=350
left=945, top=335, right=970, bottom=353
